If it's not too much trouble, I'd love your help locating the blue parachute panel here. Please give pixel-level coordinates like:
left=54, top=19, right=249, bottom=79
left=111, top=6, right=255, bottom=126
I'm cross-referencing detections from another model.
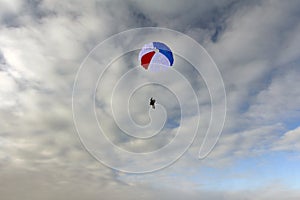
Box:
left=153, top=42, right=171, bottom=51
left=153, top=42, right=174, bottom=65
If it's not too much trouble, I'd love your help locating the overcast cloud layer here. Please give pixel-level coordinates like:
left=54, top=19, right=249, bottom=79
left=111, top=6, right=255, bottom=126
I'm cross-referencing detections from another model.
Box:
left=0, top=0, right=300, bottom=199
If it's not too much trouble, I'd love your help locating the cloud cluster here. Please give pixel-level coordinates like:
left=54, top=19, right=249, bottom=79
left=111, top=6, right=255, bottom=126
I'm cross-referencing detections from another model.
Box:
left=0, top=0, right=300, bottom=199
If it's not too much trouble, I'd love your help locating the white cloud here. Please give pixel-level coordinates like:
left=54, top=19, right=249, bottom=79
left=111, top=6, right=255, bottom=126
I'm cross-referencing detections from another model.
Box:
left=273, top=126, right=300, bottom=151
left=0, top=0, right=300, bottom=199
left=246, top=64, right=300, bottom=123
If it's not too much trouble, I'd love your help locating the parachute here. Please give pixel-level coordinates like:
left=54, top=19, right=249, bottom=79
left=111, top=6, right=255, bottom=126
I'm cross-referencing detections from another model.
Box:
left=139, top=42, right=174, bottom=71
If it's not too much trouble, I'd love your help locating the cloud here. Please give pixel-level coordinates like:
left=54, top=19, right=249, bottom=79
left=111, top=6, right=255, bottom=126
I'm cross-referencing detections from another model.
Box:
left=272, top=126, right=300, bottom=152
left=0, top=0, right=300, bottom=199
left=246, top=63, right=300, bottom=124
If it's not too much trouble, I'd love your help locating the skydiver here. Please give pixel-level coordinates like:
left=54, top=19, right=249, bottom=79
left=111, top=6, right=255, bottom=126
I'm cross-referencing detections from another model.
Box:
left=150, top=97, right=156, bottom=109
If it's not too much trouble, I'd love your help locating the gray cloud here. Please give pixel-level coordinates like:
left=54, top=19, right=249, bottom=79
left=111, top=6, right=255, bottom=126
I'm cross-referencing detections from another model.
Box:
left=0, top=0, right=300, bottom=199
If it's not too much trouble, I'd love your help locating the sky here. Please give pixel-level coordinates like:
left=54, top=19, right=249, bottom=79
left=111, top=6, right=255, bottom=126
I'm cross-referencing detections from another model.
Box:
left=0, top=0, right=300, bottom=199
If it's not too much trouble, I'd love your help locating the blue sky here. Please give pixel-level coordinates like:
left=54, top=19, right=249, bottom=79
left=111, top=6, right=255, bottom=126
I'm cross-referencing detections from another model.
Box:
left=0, top=0, right=300, bottom=199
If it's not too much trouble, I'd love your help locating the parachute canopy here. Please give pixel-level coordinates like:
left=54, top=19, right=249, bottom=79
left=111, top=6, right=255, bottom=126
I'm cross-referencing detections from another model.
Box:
left=139, top=42, right=174, bottom=71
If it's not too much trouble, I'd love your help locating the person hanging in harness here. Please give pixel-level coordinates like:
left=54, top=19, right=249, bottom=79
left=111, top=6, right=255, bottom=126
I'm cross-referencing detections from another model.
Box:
left=150, top=97, right=156, bottom=109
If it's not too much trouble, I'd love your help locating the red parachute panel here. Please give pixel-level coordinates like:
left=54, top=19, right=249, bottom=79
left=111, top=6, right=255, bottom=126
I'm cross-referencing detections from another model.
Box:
left=141, top=51, right=155, bottom=69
